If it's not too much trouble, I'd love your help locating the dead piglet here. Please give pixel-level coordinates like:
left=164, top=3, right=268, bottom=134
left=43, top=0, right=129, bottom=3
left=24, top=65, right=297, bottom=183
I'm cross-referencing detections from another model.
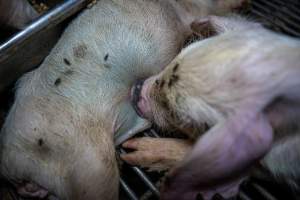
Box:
left=125, top=16, right=300, bottom=200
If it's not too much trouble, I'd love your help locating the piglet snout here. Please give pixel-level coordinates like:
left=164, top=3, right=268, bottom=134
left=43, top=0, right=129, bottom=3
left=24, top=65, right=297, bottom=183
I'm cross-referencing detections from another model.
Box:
left=131, top=77, right=157, bottom=119
left=131, top=79, right=145, bottom=117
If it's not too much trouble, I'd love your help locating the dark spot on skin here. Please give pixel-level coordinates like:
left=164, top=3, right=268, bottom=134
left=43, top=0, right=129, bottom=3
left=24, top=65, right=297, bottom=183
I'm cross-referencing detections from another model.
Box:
left=172, top=75, right=179, bottom=82
left=104, top=64, right=111, bottom=69
left=54, top=78, right=61, bottom=86
left=204, top=122, right=210, bottom=131
left=73, top=43, right=88, bottom=58
left=64, top=69, right=74, bottom=76
left=168, top=79, right=173, bottom=87
left=172, top=63, right=179, bottom=73
left=38, top=138, right=44, bottom=146
left=159, top=79, right=165, bottom=88
left=157, top=89, right=170, bottom=111
left=36, top=138, right=51, bottom=154
left=63, top=58, right=71, bottom=66
left=104, top=53, right=109, bottom=61
left=168, top=75, right=179, bottom=88
left=155, top=80, right=159, bottom=85
left=160, top=99, right=170, bottom=111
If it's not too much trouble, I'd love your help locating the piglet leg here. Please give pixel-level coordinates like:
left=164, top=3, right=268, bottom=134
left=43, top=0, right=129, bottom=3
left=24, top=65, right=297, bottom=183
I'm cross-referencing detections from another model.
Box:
left=121, top=137, right=193, bottom=171
left=161, top=111, right=273, bottom=200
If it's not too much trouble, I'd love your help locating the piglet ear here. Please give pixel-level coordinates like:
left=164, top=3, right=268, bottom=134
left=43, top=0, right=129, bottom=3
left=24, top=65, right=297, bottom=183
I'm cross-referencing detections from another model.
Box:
left=190, top=17, right=218, bottom=38
left=190, top=15, right=262, bottom=38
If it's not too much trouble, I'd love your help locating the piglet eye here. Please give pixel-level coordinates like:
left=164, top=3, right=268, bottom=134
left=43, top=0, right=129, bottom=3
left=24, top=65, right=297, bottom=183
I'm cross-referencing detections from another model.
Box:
left=155, top=80, right=159, bottom=85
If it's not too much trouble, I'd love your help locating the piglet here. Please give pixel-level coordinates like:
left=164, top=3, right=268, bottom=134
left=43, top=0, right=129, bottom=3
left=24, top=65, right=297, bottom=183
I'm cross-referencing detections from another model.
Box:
left=125, top=15, right=300, bottom=200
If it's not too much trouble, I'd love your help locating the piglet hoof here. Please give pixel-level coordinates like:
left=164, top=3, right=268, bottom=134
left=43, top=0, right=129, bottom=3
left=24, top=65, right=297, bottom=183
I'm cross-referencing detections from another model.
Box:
left=121, top=137, right=192, bottom=171
left=17, top=182, right=48, bottom=199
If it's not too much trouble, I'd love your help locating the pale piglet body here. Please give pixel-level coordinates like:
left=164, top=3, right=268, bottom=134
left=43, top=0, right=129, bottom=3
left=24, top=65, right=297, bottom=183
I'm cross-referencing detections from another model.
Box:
left=125, top=16, right=300, bottom=199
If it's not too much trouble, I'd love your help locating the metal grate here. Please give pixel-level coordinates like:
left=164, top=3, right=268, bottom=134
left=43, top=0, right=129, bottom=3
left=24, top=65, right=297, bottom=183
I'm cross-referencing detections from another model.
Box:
left=249, top=0, right=300, bottom=37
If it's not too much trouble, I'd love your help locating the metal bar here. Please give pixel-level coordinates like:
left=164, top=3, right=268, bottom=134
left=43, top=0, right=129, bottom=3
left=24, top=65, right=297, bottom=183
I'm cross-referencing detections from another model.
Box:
left=149, top=129, right=160, bottom=138
left=0, top=0, right=91, bottom=62
left=255, top=0, right=300, bottom=23
left=251, top=183, right=277, bottom=200
left=238, top=191, right=252, bottom=200
left=120, top=178, right=139, bottom=200
left=121, top=130, right=161, bottom=197
left=251, top=2, right=291, bottom=29
left=144, top=132, right=151, bottom=137
left=252, top=1, right=300, bottom=31
left=8, top=188, right=19, bottom=200
left=120, top=148, right=160, bottom=197
left=130, top=166, right=160, bottom=197
left=251, top=8, right=300, bottom=37
left=270, top=0, right=300, bottom=16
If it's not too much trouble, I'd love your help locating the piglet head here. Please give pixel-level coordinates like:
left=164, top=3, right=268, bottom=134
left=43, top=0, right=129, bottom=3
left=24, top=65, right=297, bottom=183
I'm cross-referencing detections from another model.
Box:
left=130, top=64, right=204, bottom=138
left=131, top=73, right=173, bottom=130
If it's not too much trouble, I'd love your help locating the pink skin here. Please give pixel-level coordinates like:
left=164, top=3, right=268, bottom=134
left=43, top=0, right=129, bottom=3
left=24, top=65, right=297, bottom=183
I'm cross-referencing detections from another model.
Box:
left=133, top=75, right=159, bottom=119
left=132, top=79, right=274, bottom=199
